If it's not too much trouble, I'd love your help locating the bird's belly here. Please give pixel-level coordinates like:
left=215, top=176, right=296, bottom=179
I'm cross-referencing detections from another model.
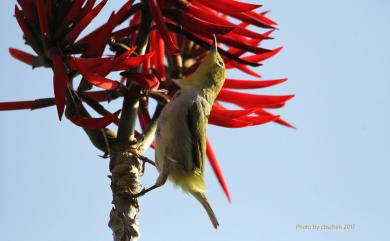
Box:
left=155, top=99, right=193, bottom=174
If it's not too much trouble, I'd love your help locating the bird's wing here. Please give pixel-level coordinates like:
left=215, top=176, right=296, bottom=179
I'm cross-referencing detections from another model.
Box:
left=186, top=99, right=208, bottom=174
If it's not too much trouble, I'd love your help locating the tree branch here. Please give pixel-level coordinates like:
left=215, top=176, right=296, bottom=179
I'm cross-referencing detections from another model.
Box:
left=116, top=5, right=153, bottom=144
left=109, top=3, right=153, bottom=241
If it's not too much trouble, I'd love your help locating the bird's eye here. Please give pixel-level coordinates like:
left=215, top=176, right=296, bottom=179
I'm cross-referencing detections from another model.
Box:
left=216, top=59, right=224, bottom=68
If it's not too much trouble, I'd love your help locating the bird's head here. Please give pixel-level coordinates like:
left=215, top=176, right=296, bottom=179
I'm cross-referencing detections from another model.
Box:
left=175, top=36, right=226, bottom=96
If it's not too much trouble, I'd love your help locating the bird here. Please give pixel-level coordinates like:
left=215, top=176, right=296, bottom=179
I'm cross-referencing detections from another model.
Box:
left=138, top=35, right=226, bottom=229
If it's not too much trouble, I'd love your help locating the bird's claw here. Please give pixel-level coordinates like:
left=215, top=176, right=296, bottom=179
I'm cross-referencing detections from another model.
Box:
left=127, top=148, right=156, bottom=174
left=99, top=152, right=110, bottom=159
left=126, top=188, right=147, bottom=199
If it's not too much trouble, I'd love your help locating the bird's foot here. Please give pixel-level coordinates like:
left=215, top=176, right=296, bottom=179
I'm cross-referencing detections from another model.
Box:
left=124, top=185, right=159, bottom=199
left=124, top=188, right=148, bottom=199
left=98, top=152, right=110, bottom=159
left=128, top=148, right=156, bottom=174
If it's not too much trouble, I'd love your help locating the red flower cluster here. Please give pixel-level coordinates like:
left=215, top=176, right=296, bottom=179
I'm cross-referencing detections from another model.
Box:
left=7, top=0, right=155, bottom=125
left=1, top=0, right=293, bottom=201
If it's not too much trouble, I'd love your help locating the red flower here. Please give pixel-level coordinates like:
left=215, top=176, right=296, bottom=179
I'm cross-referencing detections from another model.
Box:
left=2, top=0, right=293, bottom=202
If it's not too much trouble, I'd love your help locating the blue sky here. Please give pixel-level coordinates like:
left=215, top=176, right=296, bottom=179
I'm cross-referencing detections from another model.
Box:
left=1, top=1, right=390, bottom=241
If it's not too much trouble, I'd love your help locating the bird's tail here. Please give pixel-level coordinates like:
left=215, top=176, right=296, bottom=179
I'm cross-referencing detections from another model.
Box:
left=191, top=192, right=219, bottom=229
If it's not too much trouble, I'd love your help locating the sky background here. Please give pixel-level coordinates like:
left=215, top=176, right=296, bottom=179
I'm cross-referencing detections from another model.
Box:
left=1, top=0, right=390, bottom=241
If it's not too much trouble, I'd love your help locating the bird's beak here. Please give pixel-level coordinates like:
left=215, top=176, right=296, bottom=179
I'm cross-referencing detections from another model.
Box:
left=211, top=34, right=218, bottom=53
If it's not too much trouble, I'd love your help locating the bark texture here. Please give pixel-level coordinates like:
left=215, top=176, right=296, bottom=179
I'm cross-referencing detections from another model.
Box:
left=108, top=151, right=143, bottom=241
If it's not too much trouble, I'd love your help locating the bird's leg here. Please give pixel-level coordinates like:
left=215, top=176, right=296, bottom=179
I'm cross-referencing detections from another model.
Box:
left=125, top=173, right=168, bottom=198
left=130, top=185, right=159, bottom=198
left=139, top=155, right=156, bottom=175
left=128, top=149, right=156, bottom=174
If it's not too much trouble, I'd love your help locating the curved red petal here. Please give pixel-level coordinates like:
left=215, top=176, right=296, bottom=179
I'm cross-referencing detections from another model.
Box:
left=70, top=57, right=121, bottom=90
left=246, top=10, right=277, bottom=26
left=218, top=89, right=294, bottom=106
left=185, top=4, right=233, bottom=26
left=1, top=99, right=56, bottom=111
left=75, top=16, right=114, bottom=57
left=149, top=0, right=179, bottom=54
left=206, top=139, right=231, bottom=202
left=51, top=51, right=69, bottom=120
left=36, top=0, right=49, bottom=36
left=228, top=10, right=275, bottom=29
left=9, top=48, right=35, bottom=66
left=83, top=91, right=110, bottom=102
left=96, top=46, right=137, bottom=76
left=166, top=10, right=235, bottom=38
left=78, top=0, right=97, bottom=20
left=232, top=27, right=274, bottom=41
left=123, top=72, right=160, bottom=90
left=14, top=6, right=32, bottom=39
left=68, top=0, right=108, bottom=41
left=0, top=101, right=35, bottom=111
left=151, top=31, right=166, bottom=80
left=209, top=114, right=248, bottom=127
left=76, top=0, right=133, bottom=57
left=69, top=57, right=110, bottom=71
left=225, top=60, right=261, bottom=77
left=223, top=78, right=287, bottom=89
left=116, top=0, right=134, bottom=19
left=183, top=5, right=269, bottom=40
left=129, top=10, right=141, bottom=43
left=79, top=70, right=120, bottom=90
left=68, top=110, right=121, bottom=129
left=237, top=105, right=295, bottom=128
left=113, top=52, right=154, bottom=71
left=235, top=115, right=280, bottom=125
left=182, top=5, right=269, bottom=40
left=17, top=0, right=36, bottom=21
left=209, top=111, right=277, bottom=127
left=66, top=0, right=85, bottom=22
left=256, top=110, right=295, bottom=128
left=243, top=46, right=283, bottom=63
left=84, top=73, right=120, bottom=90
left=195, top=0, right=261, bottom=14
left=211, top=107, right=260, bottom=118
left=217, top=34, right=271, bottom=54
left=138, top=110, right=151, bottom=131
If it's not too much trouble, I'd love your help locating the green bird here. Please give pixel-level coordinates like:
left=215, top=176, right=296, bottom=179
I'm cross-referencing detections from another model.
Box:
left=141, top=36, right=226, bottom=229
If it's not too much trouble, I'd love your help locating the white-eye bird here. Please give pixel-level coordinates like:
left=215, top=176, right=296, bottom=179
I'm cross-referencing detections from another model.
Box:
left=139, top=36, right=226, bottom=229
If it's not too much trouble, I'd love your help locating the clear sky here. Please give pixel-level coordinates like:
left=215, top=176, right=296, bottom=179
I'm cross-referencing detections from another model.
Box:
left=1, top=1, right=390, bottom=241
